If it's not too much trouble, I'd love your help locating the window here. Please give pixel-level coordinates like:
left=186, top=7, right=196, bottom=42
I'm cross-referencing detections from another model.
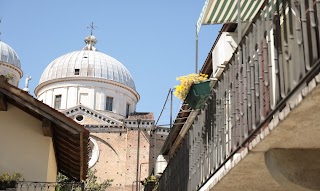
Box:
left=126, top=103, right=130, bottom=118
left=54, top=95, right=62, bottom=109
left=106, top=97, right=113, bottom=111
left=79, top=93, right=88, bottom=106
left=75, top=115, right=84, bottom=122
left=75, top=69, right=80, bottom=75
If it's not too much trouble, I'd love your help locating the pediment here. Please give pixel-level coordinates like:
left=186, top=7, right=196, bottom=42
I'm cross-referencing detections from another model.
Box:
left=63, top=105, right=123, bottom=126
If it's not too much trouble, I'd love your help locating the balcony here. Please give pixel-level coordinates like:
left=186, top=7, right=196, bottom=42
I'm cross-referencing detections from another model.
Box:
left=158, top=0, right=320, bottom=190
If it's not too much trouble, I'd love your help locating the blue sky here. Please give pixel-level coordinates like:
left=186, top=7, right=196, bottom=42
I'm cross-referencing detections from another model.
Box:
left=1, top=1, right=220, bottom=126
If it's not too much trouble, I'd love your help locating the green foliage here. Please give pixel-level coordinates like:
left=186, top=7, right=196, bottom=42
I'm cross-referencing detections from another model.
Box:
left=57, top=169, right=112, bottom=191
left=0, top=173, right=10, bottom=181
left=141, top=174, right=158, bottom=191
left=141, top=174, right=156, bottom=186
left=152, top=184, right=159, bottom=191
left=11, top=173, right=23, bottom=181
left=0, top=172, right=22, bottom=181
left=0, top=172, right=23, bottom=190
left=83, top=169, right=112, bottom=191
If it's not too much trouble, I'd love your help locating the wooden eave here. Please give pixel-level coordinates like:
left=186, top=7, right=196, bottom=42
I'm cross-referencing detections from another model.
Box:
left=0, top=76, right=89, bottom=181
left=161, top=104, right=192, bottom=155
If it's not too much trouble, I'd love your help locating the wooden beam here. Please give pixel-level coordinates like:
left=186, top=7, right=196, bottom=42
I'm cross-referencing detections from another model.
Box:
left=59, top=162, right=80, bottom=180
left=55, top=130, right=80, bottom=146
left=55, top=139, right=80, bottom=156
left=42, top=118, right=52, bottom=137
left=0, top=92, right=7, bottom=111
left=79, top=132, right=84, bottom=180
left=56, top=151, right=80, bottom=166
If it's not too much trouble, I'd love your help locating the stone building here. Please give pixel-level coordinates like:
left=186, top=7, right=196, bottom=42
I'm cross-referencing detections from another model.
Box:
left=34, top=34, right=168, bottom=191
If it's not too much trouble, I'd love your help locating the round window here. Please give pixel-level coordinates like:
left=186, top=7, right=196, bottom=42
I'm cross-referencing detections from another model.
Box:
left=75, top=115, right=84, bottom=122
left=88, top=137, right=99, bottom=168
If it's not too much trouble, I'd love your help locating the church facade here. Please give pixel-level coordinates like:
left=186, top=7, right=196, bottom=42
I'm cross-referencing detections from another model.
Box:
left=32, top=34, right=168, bottom=191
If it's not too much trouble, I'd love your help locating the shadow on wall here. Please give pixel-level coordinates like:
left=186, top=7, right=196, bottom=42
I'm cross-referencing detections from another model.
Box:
left=265, top=148, right=320, bottom=191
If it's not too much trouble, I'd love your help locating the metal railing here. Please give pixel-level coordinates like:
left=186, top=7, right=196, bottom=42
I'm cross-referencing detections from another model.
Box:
left=158, top=0, right=320, bottom=190
left=15, top=181, right=84, bottom=191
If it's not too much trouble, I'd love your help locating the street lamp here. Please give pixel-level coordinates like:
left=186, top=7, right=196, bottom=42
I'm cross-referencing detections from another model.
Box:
left=135, top=119, right=142, bottom=191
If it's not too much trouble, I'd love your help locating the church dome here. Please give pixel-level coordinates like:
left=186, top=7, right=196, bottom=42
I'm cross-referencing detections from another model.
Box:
left=0, top=41, right=21, bottom=68
left=39, top=35, right=136, bottom=90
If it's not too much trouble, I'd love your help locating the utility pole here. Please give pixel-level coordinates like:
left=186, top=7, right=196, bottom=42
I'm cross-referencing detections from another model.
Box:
left=135, top=119, right=142, bottom=191
left=196, top=24, right=199, bottom=73
left=169, top=88, right=173, bottom=154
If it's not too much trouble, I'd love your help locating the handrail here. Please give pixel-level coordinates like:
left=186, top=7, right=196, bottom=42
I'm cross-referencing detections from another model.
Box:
left=16, top=181, right=84, bottom=191
left=158, top=0, right=320, bottom=190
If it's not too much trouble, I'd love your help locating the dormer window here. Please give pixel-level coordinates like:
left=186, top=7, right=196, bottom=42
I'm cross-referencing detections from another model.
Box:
left=75, top=69, right=80, bottom=75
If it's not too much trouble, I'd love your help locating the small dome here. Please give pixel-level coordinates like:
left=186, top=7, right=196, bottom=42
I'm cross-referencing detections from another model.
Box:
left=0, top=41, right=21, bottom=68
left=39, top=36, right=135, bottom=89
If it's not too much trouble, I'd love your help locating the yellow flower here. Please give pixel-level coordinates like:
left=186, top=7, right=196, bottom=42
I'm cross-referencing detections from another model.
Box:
left=174, top=73, right=208, bottom=100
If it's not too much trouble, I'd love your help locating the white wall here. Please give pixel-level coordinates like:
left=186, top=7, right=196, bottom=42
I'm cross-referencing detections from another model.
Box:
left=37, top=80, right=139, bottom=117
left=211, top=32, right=237, bottom=75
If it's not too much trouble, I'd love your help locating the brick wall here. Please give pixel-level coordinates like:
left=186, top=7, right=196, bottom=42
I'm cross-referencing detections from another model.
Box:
left=91, top=132, right=127, bottom=189
left=90, top=129, right=160, bottom=191
left=149, top=131, right=168, bottom=172
left=124, top=130, right=151, bottom=190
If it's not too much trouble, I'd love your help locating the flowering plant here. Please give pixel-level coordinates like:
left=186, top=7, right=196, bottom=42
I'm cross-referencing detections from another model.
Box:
left=0, top=172, right=23, bottom=190
left=174, top=73, right=208, bottom=100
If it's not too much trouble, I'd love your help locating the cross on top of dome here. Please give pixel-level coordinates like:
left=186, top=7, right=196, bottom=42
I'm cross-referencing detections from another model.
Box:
left=87, top=22, right=97, bottom=35
left=83, top=22, right=98, bottom=51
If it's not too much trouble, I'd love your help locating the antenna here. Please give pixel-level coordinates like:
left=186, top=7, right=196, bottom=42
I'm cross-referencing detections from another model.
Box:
left=87, top=22, right=97, bottom=35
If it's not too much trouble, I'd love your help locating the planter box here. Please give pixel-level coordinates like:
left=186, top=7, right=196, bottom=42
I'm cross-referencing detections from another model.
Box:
left=144, top=182, right=156, bottom=191
left=0, top=181, right=16, bottom=190
left=185, top=81, right=211, bottom=110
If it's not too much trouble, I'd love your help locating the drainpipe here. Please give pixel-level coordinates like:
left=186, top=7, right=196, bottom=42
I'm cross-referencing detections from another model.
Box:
left=135, top=119, right=142, bottom=191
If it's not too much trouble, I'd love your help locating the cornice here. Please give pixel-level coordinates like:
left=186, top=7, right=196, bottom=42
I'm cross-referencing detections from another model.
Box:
left=63, top=104, right=123, bottom=125
left=0, top=61, right=23, bottom=78
left=35, top=77, right=140, bottom=101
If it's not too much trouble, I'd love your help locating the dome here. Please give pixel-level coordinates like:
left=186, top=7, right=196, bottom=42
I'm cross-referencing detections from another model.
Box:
left=0, top=41, right=21, bottom=68
left=39, top=35, right=136, bottom=90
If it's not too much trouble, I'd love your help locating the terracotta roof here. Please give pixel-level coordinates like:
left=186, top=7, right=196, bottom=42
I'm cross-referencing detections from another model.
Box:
left=128, top=112, right=154, bottom=120
left=0, top=76, right=89, bottom=181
